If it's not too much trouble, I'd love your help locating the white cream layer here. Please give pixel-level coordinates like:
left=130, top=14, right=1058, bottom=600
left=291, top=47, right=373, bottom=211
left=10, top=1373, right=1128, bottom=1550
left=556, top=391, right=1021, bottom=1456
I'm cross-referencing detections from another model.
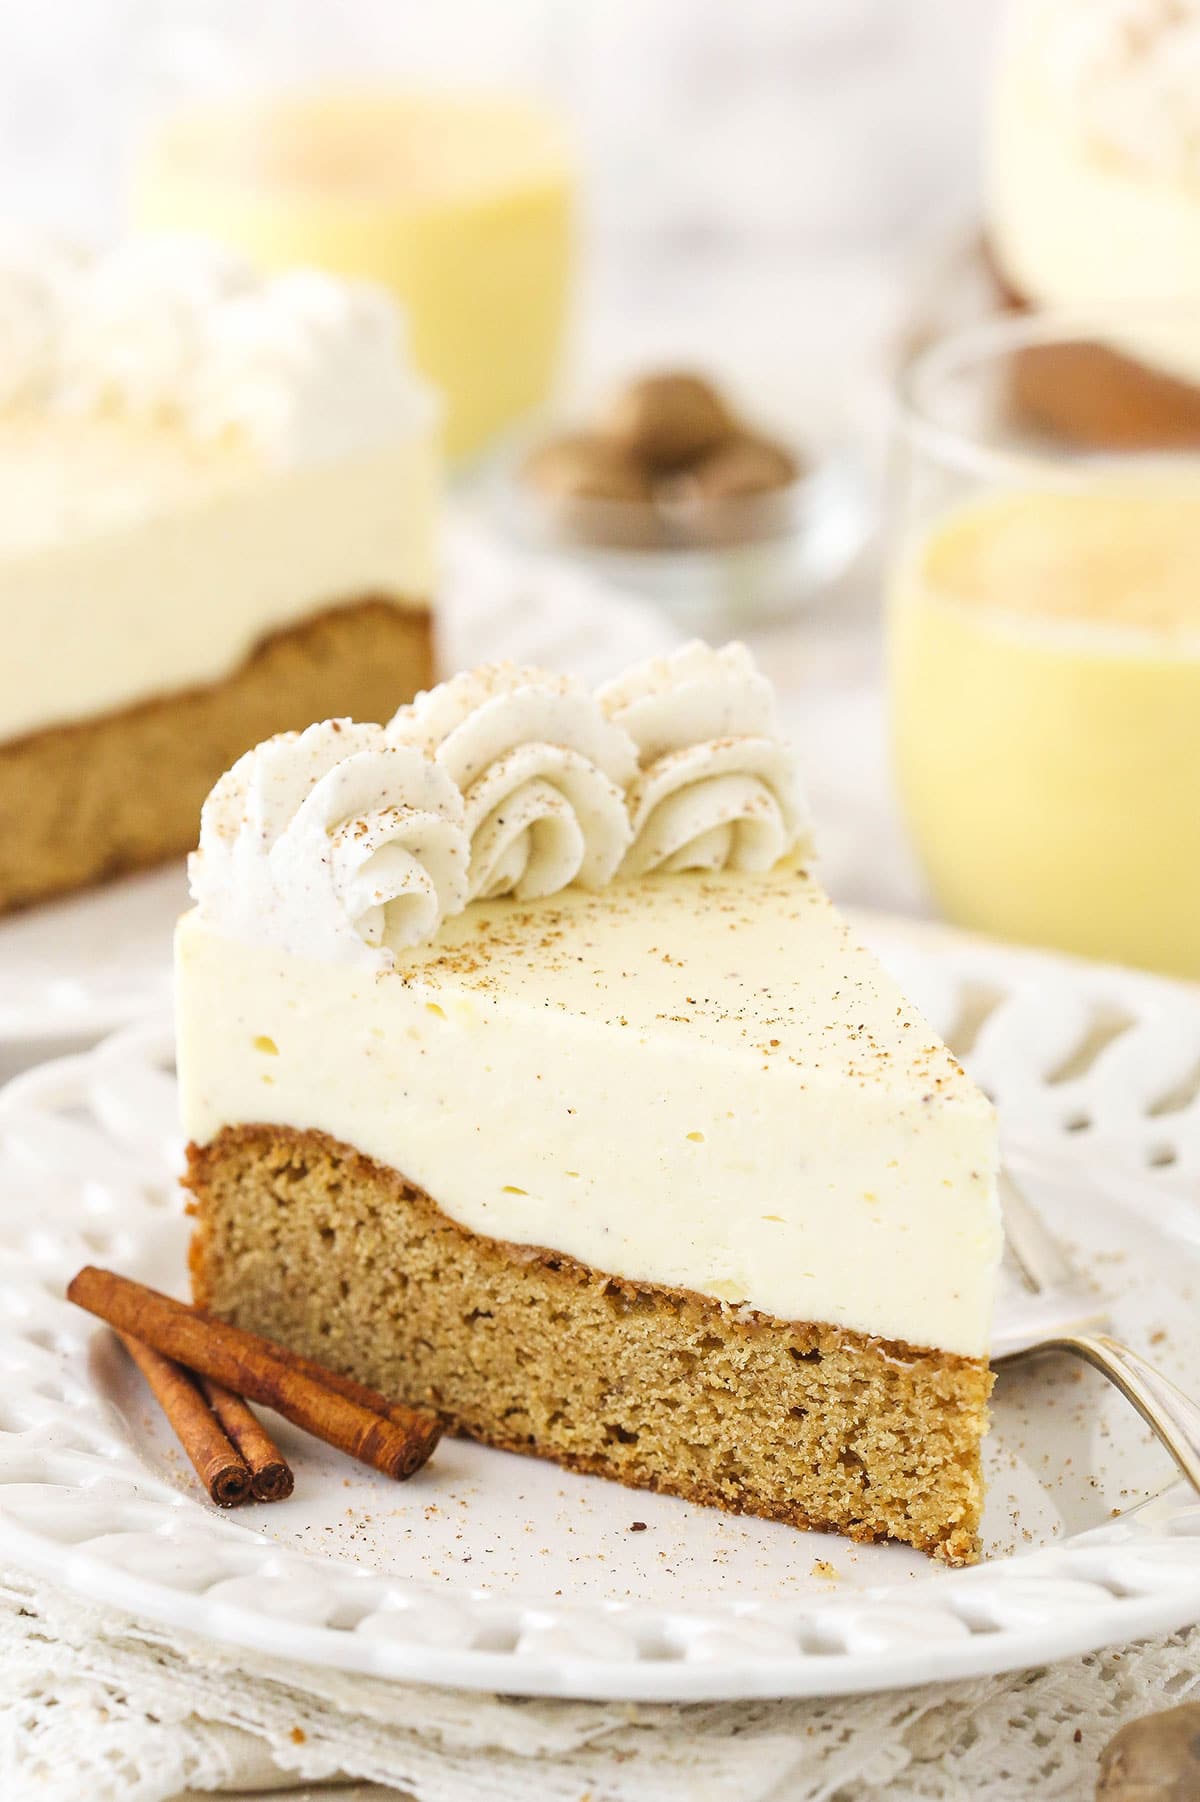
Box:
left=0, top=417, right=436, bottom=742
left=176, top=867, right=1001, bottom=1358
left=988, top=40, right=1200, bottom=384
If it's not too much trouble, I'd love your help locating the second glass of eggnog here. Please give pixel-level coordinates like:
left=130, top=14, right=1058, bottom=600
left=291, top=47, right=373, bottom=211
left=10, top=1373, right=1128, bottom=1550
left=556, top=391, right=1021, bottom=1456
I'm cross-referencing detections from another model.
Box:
left=890, top=311, right=1200, bottom=980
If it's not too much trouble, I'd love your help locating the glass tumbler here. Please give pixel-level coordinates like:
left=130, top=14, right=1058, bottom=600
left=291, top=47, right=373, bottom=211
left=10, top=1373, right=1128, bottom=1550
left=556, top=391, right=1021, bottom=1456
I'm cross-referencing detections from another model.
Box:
left=888, top=307, right=1200, bottom=980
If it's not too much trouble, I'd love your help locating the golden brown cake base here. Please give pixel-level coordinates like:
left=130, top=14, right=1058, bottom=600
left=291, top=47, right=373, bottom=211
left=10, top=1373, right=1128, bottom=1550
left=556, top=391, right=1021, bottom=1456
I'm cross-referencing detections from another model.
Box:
left=985, top=242, right=1200, bottom=449
left=0, top=596, right=433, bottom=914
left=187, top=1124, right=993, bottom=1564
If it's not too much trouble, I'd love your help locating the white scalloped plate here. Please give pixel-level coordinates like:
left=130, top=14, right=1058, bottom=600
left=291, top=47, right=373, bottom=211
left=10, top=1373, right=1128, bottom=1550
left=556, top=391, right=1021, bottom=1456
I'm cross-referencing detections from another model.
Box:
left=1, top=926, right=1200, bottom=1700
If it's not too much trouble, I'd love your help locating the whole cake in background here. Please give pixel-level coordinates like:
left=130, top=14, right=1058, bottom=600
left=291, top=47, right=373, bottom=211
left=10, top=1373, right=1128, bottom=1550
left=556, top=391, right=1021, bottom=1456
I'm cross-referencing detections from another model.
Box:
left=177, top=642, right=1002, bottom=1564
left=988, top=0, right=1200, bottom=444
left=0, top=234, right=437, bottom=913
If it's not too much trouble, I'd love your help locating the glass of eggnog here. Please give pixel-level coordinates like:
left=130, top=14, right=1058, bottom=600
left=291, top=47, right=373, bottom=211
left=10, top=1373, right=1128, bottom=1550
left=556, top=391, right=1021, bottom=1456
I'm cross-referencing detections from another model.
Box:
left=889, top=308, right=1200, bottom=980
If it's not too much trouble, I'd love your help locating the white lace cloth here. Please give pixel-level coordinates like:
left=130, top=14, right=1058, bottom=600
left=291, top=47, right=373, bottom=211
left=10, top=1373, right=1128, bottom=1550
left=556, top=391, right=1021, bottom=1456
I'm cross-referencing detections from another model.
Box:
left=2, top=1569, right=1196, bottom=1802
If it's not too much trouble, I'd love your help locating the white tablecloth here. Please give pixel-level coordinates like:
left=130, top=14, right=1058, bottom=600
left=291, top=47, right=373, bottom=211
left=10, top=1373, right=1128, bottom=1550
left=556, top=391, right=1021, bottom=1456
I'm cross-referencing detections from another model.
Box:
left=5, top=1572, right=1196, bottom=1802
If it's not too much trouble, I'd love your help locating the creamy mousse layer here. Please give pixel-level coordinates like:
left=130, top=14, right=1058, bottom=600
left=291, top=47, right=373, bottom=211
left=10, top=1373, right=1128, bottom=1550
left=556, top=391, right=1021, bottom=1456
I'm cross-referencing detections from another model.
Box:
left=177, top=866, right=1001, bottom=1359
left=0, top=419, right=436, bottom=742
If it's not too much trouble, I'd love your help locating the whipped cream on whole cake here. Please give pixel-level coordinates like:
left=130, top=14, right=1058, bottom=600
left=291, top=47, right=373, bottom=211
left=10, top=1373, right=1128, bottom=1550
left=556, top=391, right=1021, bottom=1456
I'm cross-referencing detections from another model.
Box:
left=179, top=645, right=1000, bottom=1361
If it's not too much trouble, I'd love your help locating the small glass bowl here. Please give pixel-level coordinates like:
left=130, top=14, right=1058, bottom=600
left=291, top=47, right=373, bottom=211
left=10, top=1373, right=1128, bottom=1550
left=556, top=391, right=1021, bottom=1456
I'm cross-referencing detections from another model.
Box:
left=487, top=434, right=873, bottom=634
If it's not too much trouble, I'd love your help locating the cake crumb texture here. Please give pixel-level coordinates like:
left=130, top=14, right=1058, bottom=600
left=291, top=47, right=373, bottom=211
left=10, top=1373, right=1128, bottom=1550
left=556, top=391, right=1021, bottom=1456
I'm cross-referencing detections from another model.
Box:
left=0, top=596, right=432, bottom=913
left=187, top=1125, right=993, bottom=1564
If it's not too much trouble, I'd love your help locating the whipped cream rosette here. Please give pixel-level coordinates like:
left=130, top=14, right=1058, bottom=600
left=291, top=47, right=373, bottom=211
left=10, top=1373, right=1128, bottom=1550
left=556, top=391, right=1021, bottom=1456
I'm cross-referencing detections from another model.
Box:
left=389, top=665, right=637, bottom=902
left=597, top=641, right=813, bottom=877
left=190, top=719, right=469, bottom=966
left=190, top=644, right=812, bottom=958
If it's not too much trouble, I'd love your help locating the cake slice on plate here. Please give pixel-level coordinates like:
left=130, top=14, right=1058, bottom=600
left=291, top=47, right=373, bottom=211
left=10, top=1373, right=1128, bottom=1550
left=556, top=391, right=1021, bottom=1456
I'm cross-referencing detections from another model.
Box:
left=178, top=644, right=1001, bottom=1563
left=0, top=234, right=436, bottom=912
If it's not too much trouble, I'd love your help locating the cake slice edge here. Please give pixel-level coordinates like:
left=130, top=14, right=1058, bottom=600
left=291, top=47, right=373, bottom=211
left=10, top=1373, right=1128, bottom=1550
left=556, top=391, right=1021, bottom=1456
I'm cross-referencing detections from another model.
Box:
left=186, top=1121, right=993, bottom=1565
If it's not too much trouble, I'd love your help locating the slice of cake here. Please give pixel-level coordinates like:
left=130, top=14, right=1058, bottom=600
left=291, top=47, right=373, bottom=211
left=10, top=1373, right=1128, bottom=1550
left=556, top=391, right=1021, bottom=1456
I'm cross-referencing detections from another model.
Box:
left=177, top=644, right=1001, bottom=1562
left=0, top=234, right=437, bottom=912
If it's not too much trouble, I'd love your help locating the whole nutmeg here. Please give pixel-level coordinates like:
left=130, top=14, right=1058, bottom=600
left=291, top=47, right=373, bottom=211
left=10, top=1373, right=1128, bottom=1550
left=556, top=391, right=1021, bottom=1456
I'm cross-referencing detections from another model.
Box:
left=678, top=431, right=801, bottom=503
left=1097, top=1702, right=1200, bottom=1802
left=602, top=372, right=735, bottom=469
left=522, top=432, right=653, bottom=504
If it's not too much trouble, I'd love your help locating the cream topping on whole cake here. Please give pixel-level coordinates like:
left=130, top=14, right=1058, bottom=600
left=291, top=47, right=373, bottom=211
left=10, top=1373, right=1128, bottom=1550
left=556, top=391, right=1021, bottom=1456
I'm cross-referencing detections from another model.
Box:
left=177, top=643, right=1000, bottom=1358
left=989, top=0, right=1200, bottom=382
left=0, top=233, right=431, bottom=460
left=0, top=234, right=436, bottom=742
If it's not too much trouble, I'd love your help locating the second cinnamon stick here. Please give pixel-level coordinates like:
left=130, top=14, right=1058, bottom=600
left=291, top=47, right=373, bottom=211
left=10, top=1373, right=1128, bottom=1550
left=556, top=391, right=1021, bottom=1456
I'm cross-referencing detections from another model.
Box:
left=196, top=1376, right=295, bottom=1502
left=70, top=1267, right=443, bottom=1481
left=118, top=1332, right=250, bottom=1507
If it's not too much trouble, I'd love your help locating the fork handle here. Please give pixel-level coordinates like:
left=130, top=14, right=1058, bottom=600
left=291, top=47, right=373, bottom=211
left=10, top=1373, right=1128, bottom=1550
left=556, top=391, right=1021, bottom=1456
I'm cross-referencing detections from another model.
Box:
left=1041, top=1333, right=1200, bottom=1494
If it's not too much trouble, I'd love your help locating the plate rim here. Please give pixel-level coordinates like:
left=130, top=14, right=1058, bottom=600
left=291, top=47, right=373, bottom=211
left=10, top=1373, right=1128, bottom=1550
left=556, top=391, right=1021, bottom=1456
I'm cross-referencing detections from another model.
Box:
left=2, top=1501, right=1199, bottom=1702
left=2, top=925, right=1200, bottom=1701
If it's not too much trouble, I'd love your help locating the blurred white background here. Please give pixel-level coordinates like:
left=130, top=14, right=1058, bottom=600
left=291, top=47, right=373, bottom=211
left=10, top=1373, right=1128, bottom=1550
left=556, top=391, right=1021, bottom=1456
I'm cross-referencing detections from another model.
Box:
left=0, top=0, right=999, bottom=422
left=0, top=0, right=1005, bottom=916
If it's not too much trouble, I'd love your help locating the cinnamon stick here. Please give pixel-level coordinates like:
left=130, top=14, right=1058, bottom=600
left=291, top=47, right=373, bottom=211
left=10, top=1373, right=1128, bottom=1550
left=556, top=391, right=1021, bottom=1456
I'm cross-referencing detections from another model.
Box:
left=195, top=1376, right=294, bottom=1502
left=69, top=1267, right=443, bottom=1481
left=118, top=1332, right=251, bottom=1507
left=235, top=1330, right=442, bottom=1433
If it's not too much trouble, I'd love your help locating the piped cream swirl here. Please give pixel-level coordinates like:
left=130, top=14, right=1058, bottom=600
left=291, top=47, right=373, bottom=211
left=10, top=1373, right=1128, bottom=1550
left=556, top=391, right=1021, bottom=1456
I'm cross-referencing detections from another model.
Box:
left=389, top=665, right=637, bottom=901
left=190, top=720, right=469, bottom=966
left=597, top=642, right=813, bottom=877
left=192, top=643, right=814, bottom=961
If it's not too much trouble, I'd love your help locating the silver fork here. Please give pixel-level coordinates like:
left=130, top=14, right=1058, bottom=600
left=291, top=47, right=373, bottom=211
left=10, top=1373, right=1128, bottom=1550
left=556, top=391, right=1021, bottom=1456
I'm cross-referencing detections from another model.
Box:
left=995, top=1170, right=1200, bottom=1493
